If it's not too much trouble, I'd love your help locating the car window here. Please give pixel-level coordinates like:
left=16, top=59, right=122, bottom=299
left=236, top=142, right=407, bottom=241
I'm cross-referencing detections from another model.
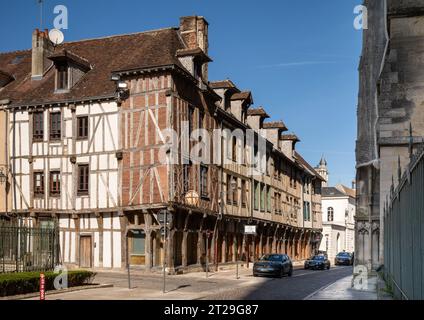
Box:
left=337, top=252, right=350, bottom=257
left=260, top=254, right=283, bottom=262
left=312, top=255, right=325, bottom=260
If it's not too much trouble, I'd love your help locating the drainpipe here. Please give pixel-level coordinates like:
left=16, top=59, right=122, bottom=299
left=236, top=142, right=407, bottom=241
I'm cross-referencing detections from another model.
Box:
left=12, top=108, right=16, bottom=220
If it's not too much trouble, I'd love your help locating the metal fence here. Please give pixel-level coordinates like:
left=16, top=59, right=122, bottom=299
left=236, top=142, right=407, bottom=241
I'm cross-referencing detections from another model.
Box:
left=0, top=220, right=60, bottom=273
left=384, top=148, right=424, bottom=300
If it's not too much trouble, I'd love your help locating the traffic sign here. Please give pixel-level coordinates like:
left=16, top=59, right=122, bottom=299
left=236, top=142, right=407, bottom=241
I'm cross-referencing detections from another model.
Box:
left=244, top=225, right=257, bottom=235
left=157, top=210, right=172, bottom=225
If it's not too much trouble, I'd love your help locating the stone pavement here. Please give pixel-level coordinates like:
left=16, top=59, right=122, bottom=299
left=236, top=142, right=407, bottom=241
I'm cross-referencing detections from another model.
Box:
left=25, top=266, right=269, bottom=300
left=305, top=275, right=381, bottom=300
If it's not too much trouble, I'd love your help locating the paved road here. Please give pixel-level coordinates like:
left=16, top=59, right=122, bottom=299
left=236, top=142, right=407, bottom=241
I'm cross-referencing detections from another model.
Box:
left=27, top=265, right=353, bottom=300
left=204, top=266, right=353, bottom=300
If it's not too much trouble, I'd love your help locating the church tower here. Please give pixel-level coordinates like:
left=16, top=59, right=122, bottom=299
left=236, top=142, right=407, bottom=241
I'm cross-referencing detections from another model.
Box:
left=315, top=156, right=329, bottom=187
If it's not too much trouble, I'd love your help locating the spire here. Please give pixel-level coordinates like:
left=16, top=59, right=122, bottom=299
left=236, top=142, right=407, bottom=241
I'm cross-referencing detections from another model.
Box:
left=319, top=155, right=327, bottom=167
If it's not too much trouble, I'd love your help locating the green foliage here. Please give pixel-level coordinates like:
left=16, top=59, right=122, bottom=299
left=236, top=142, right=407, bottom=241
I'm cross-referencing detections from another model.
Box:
left=0, top=270, right=96, bottom=297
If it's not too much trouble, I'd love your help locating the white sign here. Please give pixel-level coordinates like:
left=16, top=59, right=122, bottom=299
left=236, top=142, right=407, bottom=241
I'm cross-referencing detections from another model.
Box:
left=244, top=225, right=257, bottom=235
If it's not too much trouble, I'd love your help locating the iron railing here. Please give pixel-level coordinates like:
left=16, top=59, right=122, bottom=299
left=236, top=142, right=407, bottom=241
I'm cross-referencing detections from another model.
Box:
left=0, top=220, right=60, bottom=273
left=384, top=146, right=424, bottom=300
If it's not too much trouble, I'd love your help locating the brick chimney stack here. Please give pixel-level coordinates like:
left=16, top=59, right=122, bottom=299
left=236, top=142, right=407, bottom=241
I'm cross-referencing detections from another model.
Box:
left=31, top=29, right=53, bottom=80
left=179, top=16, right=209, bottom=54
left=179, top=16, right=209, bottom=80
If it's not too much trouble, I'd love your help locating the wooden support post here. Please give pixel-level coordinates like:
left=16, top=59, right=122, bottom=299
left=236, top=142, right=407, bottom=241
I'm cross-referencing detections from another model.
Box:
left=221, top=234, right=226, bottom=263
left=144, top=212, right=152, bottom=269
left=182, top=230, right=188, bottom=267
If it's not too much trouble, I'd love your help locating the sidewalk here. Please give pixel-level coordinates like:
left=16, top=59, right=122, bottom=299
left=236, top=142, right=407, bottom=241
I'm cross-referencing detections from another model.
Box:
left=24, top=267, right=265, bottom=300
left=305, top=275, right=380, bottom=300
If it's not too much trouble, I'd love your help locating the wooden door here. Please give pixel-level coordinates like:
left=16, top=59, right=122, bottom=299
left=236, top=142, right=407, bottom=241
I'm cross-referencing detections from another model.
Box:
left=80, top=236, right=92, bottom=268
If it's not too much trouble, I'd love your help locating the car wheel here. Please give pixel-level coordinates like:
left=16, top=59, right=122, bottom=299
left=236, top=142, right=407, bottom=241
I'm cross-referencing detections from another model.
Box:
left=253, top=273, right=257, bottom=277
left=279, top=269, right=284, bottom=278
left=327, top=264, right=330, bottom=270
left=288, top=267, right=293, bottom=277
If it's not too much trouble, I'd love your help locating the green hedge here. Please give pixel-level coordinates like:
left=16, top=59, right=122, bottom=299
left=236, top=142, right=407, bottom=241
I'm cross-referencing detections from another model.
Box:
left=0, top=270, right=96, bottom=297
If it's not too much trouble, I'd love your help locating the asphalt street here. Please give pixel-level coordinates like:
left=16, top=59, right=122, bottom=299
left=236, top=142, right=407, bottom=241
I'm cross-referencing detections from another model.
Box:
left=204, top=266, right=353, bottom=300
left=26, top=265, right=353, bottom=300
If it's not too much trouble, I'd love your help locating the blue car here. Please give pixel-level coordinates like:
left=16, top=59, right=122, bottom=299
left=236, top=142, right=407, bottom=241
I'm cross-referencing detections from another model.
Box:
left=335, top=252, right=353, bottom=266
left=253, top=254, right=293, bottom=278
left=304, top=255, right=331, bottom=270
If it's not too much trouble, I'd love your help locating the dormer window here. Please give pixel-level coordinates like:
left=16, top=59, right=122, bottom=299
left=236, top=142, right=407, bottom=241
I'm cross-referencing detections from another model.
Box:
left=0, top=70, right=14, bottom=88
left=48, top=49, right=91, bottom=93
left=56, top=63, right=69, bottom=91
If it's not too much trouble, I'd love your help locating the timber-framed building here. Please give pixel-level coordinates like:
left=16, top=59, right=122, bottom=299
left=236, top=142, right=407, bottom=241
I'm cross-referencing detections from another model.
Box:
left=0, top=16, right=323, bottom=272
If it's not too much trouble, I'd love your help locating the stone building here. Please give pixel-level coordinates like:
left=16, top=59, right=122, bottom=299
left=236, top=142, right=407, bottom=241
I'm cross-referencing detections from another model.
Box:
left=356, top=0, right=424, bottom=273
left=317, top=159, right=355, bottom=261
left=0, top=16, right=323, bottom=272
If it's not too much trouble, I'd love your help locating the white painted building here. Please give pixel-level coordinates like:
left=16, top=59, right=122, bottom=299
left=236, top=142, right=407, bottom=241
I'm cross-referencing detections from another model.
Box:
left=316, top=159, right=355, bottom=261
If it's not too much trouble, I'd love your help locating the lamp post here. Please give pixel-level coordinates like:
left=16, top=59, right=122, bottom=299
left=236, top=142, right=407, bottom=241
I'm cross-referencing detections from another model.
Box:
left=229, top=179, right=239, bottom=279
left=0, top=167, right=8, bottom=220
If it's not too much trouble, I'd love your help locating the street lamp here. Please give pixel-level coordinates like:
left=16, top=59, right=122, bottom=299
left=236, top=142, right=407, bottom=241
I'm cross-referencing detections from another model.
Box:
left=0, top=168, right=6, bottom=185
left=0, top=167, right=8, bottom=220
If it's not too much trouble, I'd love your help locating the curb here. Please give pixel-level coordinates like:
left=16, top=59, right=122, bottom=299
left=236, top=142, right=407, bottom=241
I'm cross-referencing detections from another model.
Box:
left=303, top=278, right=342, bottom=300
left=1, top=284, right=114, bottom=300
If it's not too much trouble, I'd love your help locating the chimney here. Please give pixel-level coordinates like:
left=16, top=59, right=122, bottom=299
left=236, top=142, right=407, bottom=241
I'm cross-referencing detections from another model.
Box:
left=179, top=16, right=208, bottom=53
left=179, top=16, right=209, bottom=80
left=352, top=180, right=356, bottom=190
left=31, top=29, right=53, bottom=80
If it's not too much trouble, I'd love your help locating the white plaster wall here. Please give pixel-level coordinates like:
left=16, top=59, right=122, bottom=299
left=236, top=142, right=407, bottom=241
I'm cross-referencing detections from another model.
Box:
left=103, top=231, right=112, bottom=268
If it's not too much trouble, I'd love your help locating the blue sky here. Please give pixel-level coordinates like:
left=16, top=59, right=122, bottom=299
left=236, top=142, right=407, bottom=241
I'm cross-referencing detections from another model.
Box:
left=0, top=0, right=363, bottom=187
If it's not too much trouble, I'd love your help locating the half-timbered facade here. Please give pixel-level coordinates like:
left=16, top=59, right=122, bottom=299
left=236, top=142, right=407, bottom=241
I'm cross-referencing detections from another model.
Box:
left=0, top=16, right=322, bottom=272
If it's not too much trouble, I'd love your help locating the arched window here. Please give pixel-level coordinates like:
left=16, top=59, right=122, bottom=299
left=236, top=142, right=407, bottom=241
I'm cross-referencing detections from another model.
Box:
left=327, top=207, right=334, bottom=222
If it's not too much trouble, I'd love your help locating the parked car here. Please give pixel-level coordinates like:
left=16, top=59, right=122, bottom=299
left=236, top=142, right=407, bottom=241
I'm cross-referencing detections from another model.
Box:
left=304, top=255, right=331, bottom=270
left=335, top=252, right=353, bottom=266
left=253, top=254, right=293, bottom=278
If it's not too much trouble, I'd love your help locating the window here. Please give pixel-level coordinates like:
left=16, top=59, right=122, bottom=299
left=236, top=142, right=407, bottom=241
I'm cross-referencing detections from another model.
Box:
left=328, top=207, right=334, bottom=222
left=33, top=112, right=44, bottom=141
left=33, top=172, right=44, bottom=197
left=254, top=182, right=259, bottom=210
left=260, top=184, right=265, bottom=212
left=226, top=174, right=232, bottom=204
left=183, top=162, right=191, bottom=193
left=130, top=232, right=145, bottom=255
left=232, top=176, right=238, bottom=206
left=266, top=186, right=271, bottom=212
left=188, top=106, right=194, bottom=135
left=303, top=201, right=309, bottom=221
left=241, top=180, right=247, bottom=208
left=49, top=112, right=61, bottom=140
left=232, top=136, right=237, bottom=162
left=77, top=164, right=89, bottom=195
left=77, top=116, right=88, bottom=140
left=200, top=165, right=208, bottom=198
left=199, top=111, right=204, bottom=130
left=57, top=63, right=69, bottom=90
left=275, top=192, right=281, bottom=214
left=50, top=171, right=61, bottom=196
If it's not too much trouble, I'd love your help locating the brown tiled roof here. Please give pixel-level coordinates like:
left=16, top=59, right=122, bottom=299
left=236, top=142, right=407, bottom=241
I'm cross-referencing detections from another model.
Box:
left=247, top=107, right=270, bottom=118
left=0, top=27, right=186, bottom=107
left=335, top=184, right=356, bottom=198
left=230, top=91, right=252, bottom=101
left=262, top=121, right=287, bottom=131
left=294, top=151, right=326, bottom=181
left=209, top=79, right=237, bottom=89
left=48, top=49, right=92, bottom=70
left=280, top=134, right=300, bottom=142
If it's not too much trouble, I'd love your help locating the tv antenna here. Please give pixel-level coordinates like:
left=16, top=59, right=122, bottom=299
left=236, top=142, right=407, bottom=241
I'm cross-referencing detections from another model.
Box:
left=37, top=0, right=44, bottom=29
